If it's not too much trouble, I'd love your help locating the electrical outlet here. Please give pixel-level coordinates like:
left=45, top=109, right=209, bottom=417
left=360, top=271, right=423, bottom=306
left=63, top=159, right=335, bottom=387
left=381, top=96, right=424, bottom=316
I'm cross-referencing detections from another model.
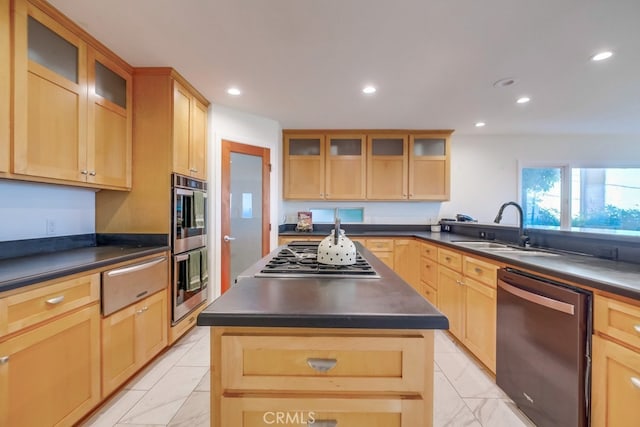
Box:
left=46, top=219, right=56, bottom=235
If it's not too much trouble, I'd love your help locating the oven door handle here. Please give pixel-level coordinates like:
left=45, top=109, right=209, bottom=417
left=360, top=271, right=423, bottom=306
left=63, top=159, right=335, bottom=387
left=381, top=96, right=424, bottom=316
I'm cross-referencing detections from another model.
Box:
left=498, top=280, right=575, bottom=315
left=177, top=188, right=194, bottom=196
left=175, top=253, right=190, bottom=262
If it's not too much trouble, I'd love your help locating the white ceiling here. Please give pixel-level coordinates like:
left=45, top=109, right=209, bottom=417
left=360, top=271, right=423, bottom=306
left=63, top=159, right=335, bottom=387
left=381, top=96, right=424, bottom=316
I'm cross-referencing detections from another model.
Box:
left=49, top=0, right=640, bottom=135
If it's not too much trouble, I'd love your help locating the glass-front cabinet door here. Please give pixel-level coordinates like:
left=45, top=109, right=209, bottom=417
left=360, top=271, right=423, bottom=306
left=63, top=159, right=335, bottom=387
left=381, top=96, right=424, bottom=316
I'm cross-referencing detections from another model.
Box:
left=409, top=133, right=451, bottom=200
left=13, top=2, right=88, bottom=182
left=283, top=134, right=325, bottom=199
left=326, top=134, right=366, bottom=200
left=87, top=49, right=132, bottom=189
left=367, top=134, right=408, bottom=200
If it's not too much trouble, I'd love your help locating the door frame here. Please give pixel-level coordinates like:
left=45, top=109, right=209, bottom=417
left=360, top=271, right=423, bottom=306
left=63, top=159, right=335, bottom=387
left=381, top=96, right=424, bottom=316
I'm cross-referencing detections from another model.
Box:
left=221, top=140, right=270, bottom=293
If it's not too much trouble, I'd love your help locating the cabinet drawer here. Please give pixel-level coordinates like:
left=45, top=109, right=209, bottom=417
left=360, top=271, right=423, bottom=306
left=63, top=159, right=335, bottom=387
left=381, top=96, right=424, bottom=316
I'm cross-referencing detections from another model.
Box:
left=421, top=242, right=438, bottom=261
left=0, top=273, right=100, bottom=337
left=438, top=248, right=462, bottom=272
left=221, top=334, right=425, bottom=393
left=463, top=256, right=498, bottom=288
left=595, top=295, right=640, bottom=350
left=421, top=281, right=438, bottom=307
left=421, top=257, right=438, bottom=288
left=221, top=396, right=425, bottom=427
left=366, top=239, right=394, bottom=251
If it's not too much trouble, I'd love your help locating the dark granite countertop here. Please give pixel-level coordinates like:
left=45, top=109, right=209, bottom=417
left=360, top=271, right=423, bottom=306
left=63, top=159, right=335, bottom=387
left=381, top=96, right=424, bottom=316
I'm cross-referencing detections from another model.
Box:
left=198, top=245, right=449, bottom=330
left=281, top=229, right=640, bottom=300
left=0, top=235, right=169, bottom=294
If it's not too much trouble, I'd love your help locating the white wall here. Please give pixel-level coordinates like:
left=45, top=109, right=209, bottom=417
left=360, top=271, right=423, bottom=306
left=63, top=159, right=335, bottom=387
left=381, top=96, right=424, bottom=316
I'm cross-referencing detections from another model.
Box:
left=209, top=104, right=282, bottom=298
left=0, top=180, right=95, bottom=241
left=282, top=133, right=640, bottom=227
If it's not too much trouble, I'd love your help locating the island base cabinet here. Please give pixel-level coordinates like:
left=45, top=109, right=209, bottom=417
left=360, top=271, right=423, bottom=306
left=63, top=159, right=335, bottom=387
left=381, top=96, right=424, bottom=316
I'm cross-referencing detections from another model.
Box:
left=220, top=396, right=424, bottom=427
left=0, top=304, right=100, bottom=427
left=591, top=334, right=640, bottom=427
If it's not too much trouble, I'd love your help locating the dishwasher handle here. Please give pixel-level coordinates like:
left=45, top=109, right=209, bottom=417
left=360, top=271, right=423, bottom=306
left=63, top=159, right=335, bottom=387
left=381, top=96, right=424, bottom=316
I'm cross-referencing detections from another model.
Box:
left=498, top=280, right=575, bottom=315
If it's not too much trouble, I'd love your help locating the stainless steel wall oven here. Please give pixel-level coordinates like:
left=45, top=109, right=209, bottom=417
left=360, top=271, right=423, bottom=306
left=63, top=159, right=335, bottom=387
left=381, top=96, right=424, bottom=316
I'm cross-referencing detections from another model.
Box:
left=171, top=173, right=208, bottom=324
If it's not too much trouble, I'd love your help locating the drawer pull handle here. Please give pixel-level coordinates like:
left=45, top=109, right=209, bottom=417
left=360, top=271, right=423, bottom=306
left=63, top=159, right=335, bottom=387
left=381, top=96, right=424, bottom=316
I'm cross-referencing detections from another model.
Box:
left=456, top=279, right=464, bottom=286
left=310, top=420, right=337, bottom=427
left=445, top=256, right=451, bottom=261
left=46, top=296, right=65, bottom=305
left=306, top=358, right=337, bottom=372
left=106, top=256, right=167, bottom=277
left=634, top=325, right=640, bottom=334
left=632, top=377, right=640, bottom=389
left=0, top=356, right=9, bottom=364
left=474, top=267, right=482, bottom=274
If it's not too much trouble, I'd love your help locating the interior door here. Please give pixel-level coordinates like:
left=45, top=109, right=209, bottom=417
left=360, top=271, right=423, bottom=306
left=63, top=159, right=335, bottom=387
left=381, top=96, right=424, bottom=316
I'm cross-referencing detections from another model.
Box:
left=221, top=140, right=270, bottom=293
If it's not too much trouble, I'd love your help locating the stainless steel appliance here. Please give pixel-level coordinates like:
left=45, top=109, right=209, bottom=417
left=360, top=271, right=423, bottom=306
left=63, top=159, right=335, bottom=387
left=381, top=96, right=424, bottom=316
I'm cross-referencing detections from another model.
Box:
left=171, top=173, right=208, bottom=324
left=102, top=255, right=168, bottom=316
left=255, top=241, right=380, bottom=279
left=497, top=268, right=592, bottom=427
left=172, top=173, right=207, bottom=254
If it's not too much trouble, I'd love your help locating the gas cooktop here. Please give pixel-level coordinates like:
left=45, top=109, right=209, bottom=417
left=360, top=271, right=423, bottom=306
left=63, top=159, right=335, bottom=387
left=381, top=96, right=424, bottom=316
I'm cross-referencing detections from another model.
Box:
left=255, top=241, right=380, bottom=278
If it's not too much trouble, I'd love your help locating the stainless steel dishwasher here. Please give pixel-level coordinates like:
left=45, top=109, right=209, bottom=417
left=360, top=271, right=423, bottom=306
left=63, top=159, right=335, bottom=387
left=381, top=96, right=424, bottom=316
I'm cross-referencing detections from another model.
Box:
left=497, top=268, right=592, bottom=427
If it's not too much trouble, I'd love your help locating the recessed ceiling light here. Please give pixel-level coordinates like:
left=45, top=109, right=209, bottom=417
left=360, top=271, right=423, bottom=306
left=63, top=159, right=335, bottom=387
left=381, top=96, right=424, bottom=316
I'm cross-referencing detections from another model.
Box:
left=591, top=51, right=613, bottom=61
left=227, top=87, right=241, bottom=96
left=493, top=78, right=518, bottom=88
left=516, top=97, right=531, bottom=104
left=362, top=85, right=377, bottom=94
left=475, top=122, right=486, bottom=127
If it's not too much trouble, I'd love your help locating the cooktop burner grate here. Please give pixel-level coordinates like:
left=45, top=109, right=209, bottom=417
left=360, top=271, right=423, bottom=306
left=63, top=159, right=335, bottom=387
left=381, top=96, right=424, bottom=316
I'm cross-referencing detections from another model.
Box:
left=255, top=242, right=380, bottom=278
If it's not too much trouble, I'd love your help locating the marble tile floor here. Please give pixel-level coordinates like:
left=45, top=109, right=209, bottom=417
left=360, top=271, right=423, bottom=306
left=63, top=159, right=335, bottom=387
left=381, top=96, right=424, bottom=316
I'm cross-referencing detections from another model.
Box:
left=81, top=327, right=536, bottom=427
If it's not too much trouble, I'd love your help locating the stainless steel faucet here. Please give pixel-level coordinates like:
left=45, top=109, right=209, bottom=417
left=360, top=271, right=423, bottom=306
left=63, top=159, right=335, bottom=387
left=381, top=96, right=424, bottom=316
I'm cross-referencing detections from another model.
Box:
left=494, top=202, right=529, bottom=247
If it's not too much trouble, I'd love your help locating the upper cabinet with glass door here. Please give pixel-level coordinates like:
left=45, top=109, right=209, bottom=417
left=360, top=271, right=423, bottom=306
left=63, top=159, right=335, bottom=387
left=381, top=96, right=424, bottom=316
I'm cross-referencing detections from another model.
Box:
left=0, top=0, right=10, bottom=176
left=11, top=0, right=132, bottom=190
left=367, top=134, right=409, bottom=200
left=283, top=134, right=326, bottom=199
left=325, top=134, right=366, bottom=199
left=409, top=132, right=451, bottom=200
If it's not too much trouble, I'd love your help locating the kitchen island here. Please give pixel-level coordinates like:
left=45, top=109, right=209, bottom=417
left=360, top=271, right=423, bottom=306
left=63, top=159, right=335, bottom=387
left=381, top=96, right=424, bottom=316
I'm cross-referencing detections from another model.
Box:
left=197, top=244, right=448, bottom=427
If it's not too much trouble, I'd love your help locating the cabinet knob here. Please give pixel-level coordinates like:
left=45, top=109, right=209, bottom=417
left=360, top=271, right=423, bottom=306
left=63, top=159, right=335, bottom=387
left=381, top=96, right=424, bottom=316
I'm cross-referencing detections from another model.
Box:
left=80, top=170, right=88, bottom=175
left=0, top=356, right=9, bottom=364
left=89, top=171, right=96, bottom=176
left=403, top=193, right=407, bottom=197
left=632, top=377, right=640, bottom=389
left=474, top=267, right=482, bottom=274
left=634, top=324, right=640, bottom=333
left=306, top=358, right=337, bottom=372
left=456, top=279, right=464, bottom=286
left=190, top=168, right=198, bottom=173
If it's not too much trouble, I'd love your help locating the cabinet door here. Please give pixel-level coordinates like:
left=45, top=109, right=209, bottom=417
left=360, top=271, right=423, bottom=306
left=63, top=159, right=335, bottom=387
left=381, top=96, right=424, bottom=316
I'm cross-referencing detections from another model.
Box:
left=87, top=49, right=132, bottom=189
left=437, top=266, right=464, bottom=339
left=0, top=304, right=100, bottom=427
left=394, top=239, right=421, bottom=288
left=13, top=3, right=88, bottom=182
left=367, top=134, right=408, bottom=200
left=421, top=257, right=438, bottom=290
left=592, top=335, right=640, bottom=427
left=173, top=80, right=192, bottom=177
left=0, top=0, right=9, bottom=174
left=462, top=277, right=496, bottom=372
left=101, top=303, right=137, bottom=396
left=325, top=134, right=366, bottom=199
left=136, top=290, right=167, bottom=363
left=190, top=97, right=208, bottom=180
left=283, top=134, right=325, bottom=199
left=408, top=135, right=450, bottom=200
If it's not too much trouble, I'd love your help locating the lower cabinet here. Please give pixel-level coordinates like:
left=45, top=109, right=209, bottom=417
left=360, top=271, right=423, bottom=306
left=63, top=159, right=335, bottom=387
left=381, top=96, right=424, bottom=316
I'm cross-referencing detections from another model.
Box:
left=394, top=239, right=421, bottom=288
left=102, top=290, right=167, bottom=396
left=365, top=238, right=395, bottom=269
left=0, top=304, right=101, bottom=427
left=211, top=327, right=434, bottom=427
left=437, top=264, right=464, bottom=338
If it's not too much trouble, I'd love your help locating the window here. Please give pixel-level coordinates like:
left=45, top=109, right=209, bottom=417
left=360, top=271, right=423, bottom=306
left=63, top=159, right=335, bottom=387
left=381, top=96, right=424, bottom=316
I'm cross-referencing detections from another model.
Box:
left=308, top=208, right=364, bottom=224
left=521, top=166, right=640, bottom=232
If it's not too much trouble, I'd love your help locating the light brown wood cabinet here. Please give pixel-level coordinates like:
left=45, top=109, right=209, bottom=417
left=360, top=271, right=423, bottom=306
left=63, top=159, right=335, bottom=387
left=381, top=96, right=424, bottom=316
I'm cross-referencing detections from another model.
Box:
left=283, top=130, right=452, bottom=201
left=394, top=239, right=421, bottom=288
left=0, top=0, right=9, bottom=176
left=365, top=238, right=395, bottom=269
left=173, top=79, right=208, bottom=180
left=283, top=133, right=366, bottom=200
left=0, top=272, right=101, bottom=427
left=211, top=326, right=434, bottom=427
left=102, top=289, right=167, bottom=396
left=11, top=0, right=132, bottom=190
left=436, top=248, right=499, bottom=372
left=420, top=242, right=439, bottom=306
left=592, top=295, right=640, bottom=426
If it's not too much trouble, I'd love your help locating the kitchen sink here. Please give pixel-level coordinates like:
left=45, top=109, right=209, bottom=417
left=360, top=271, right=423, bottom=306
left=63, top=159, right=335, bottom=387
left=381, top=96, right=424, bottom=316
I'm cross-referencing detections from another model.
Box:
left=488, top=249, right=560, bottom=257
left=452, top=240, right=561, bottom=257
left=451, top=241, right=512, bottom=249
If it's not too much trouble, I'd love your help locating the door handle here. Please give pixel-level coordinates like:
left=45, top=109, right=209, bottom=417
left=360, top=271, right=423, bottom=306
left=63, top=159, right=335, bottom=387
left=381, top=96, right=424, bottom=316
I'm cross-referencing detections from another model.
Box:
left=223, top=235, right=236, bottom=242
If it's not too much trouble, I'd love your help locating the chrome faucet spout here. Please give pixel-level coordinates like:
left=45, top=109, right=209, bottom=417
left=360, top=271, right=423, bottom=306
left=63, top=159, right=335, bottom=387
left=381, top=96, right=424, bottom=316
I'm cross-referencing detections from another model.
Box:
left=494, top=202, right=529, bottom=247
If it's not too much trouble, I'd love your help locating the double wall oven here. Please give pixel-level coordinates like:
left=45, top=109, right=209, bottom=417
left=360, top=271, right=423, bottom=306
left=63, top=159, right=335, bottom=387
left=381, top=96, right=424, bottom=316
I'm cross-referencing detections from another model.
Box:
left=171, top=173, right=208, bottom=324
